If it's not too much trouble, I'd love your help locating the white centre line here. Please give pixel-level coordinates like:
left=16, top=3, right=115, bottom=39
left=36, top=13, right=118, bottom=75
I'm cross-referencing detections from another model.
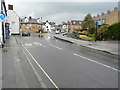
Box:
left=73, top=53, right=119, bottom=72
left=49, top=44, right=63, bottom=50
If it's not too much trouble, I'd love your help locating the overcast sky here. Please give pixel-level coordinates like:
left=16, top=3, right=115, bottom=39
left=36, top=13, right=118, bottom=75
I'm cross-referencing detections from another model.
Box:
left=5, top=0, right=119, bottom=24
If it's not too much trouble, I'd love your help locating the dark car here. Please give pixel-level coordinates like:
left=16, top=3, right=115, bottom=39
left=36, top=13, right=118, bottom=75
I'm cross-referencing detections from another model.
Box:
left=22, top=31, right=30, bottom=36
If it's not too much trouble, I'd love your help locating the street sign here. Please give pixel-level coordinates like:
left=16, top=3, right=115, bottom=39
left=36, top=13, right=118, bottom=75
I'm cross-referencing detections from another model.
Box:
left=0, top=12, right=5, bottom=20
left=97, top=22, right=103, bottom=25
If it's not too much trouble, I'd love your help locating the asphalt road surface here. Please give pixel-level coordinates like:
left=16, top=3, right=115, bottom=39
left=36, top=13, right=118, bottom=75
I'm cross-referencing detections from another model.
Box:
left=13, top=32, right=119, bottom=88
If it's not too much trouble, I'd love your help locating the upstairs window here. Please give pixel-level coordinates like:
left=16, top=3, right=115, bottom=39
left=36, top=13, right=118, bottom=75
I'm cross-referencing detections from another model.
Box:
left=73, top=22, right=76, bottom=25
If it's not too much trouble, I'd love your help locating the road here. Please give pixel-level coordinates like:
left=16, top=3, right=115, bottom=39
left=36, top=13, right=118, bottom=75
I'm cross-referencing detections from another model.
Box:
left=7, top=32, right=119, bottom=88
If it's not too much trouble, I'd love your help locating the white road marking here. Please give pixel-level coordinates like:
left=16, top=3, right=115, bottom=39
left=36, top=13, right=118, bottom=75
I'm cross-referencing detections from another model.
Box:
left=25, top=42, right=46, bottom=48
left=49, top=44, right=63, bottom=50
left=24, top=43, right=33, bottom=47
left=73, top=53, right=119, bottom=72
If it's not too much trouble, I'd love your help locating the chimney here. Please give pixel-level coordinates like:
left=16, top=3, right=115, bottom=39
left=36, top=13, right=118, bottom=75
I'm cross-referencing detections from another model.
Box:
left=29, top=16, right=32, bottom=20
left=97, top=14, right=99, bottom=17
left=101, top=12, right=104, bottom=16
left=114, top=7, right=118, bottom=11
left=107, top=10, right=111, bottom=14
left=8, top=5, right=13, bottom=10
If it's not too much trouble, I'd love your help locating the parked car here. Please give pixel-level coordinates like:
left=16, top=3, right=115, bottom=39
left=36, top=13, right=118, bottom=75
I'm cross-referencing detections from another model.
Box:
left=22, top=31, right=30, bottom=36
left=61, top=29, right=65, bottom=33
left=55, top=29, right=60, bottom=34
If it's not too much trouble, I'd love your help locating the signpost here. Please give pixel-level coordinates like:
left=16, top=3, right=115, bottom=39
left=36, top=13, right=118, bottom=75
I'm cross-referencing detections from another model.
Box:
left=95, top=21, right=103, bottom=42
left=0, top=12, right=5, bottom=20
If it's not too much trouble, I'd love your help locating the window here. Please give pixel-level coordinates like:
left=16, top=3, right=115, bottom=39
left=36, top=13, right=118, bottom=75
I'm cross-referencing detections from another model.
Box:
left=79, top=22, right=81, bottom=25
left=73, top=22, right=76, bottom=25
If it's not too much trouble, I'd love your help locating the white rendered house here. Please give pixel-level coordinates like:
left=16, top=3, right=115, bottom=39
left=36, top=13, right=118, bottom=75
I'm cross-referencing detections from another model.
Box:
left=7, top=5, right=20, bottom=35
left=45, top=21, right=51, bottom=32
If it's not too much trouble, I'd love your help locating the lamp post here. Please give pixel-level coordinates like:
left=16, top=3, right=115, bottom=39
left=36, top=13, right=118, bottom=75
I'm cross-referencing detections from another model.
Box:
left=95, top=21, right=98, bottom=42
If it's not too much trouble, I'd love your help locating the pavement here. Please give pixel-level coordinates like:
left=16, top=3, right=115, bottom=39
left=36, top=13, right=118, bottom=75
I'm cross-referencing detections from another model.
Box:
left=54, top=34, right=119, bottom=55
left=2, top=36, right=43, bottom=88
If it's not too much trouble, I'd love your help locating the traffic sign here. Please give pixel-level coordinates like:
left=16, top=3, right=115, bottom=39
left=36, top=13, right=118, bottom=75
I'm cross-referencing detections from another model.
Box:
left=97, top=22, right=103, bottom=25
left=0, top=12, right=5, bottom=20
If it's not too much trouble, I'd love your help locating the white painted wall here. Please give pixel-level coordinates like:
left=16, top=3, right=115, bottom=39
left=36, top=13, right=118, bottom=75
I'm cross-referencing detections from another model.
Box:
left=45, top=22, right=51, bottom=32
left=7, top=10, right=20, bottom=34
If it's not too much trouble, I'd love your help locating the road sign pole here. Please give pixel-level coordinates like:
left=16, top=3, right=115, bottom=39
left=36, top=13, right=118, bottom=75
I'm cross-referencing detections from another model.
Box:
left=95, top=22, right=98, bottom=42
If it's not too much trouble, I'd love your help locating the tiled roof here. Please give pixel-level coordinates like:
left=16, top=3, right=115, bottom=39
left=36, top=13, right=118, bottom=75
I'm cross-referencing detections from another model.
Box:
left=71, top=20, right=83, bottom=25
left=20, top=17, right=39, bottom=24
left=93, top=11, right=113, bottom=21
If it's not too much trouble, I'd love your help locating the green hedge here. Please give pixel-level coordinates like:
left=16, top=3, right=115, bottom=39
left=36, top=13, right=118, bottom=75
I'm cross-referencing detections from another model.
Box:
left=97, top=22, right=120, bottom=40
left=107, top=22, right=120, bottom=40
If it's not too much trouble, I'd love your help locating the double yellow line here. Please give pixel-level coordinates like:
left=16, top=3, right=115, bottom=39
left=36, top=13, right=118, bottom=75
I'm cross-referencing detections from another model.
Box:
left=22, top=43, right=60, bottom=90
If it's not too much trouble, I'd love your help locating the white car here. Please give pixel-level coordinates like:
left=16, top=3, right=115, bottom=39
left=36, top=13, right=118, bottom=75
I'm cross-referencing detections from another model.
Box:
left=55, top=30, right=60, bottom=34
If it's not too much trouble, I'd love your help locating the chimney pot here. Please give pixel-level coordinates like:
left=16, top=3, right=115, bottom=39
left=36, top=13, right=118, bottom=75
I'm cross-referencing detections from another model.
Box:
left=93, top=16, right=96, bottom=18
left=29, top=16, right=32, bottom=20
left=107, top=10, right=111, bottom=14
left=97, top=14, right=99, bottom=17
left=8, top=5, right=13, bottom=10
left=101, top=12, right=104, bottom=16
left=114, top=7, right=118, bottom=11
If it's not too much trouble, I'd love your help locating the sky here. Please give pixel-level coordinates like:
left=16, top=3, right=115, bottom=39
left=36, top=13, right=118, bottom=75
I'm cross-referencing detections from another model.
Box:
left=5, top=0, right=119, bottom=24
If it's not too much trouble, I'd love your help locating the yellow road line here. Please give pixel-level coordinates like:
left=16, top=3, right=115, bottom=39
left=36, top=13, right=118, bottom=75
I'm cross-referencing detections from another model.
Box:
left=22, top=43, right=60, bottom=90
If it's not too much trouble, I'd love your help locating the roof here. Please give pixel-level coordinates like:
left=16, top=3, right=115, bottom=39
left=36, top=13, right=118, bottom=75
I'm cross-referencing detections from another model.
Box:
left=93, top=11, right=113, bottom=21
left=20, top=17, right=39, bottom=24
left=71, top=20, right=83, bottom=25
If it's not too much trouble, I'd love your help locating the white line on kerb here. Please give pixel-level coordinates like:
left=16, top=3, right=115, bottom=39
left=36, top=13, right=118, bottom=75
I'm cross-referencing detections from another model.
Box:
left=49, top=44, right=63, bottom=50
left=73, top=53, right=119, bottom=72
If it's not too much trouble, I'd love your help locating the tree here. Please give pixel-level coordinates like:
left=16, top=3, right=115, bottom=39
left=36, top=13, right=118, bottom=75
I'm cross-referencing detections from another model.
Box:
left=82, top=13, right=96, bottom=34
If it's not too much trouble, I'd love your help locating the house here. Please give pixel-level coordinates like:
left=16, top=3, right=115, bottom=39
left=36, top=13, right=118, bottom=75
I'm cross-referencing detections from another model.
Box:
left=93, top=7, right=120, bottom=25
left=50, top=22, right=56, bottom=31
left=67, top=20, right=83, bottom=31
left=45, top=21, right=51, bottom=32
left=20, top=16, right=41, bottom=32
left=7, top=5, right=20, bottom=35
left=62, top=22, right=68, bottom=32
left=0, top=0, right=7, bottom=47
left=56, top=24, right=62, bottom=30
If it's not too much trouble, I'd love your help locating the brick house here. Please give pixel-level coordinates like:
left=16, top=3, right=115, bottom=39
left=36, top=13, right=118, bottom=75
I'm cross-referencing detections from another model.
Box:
left=67, top=20, right=82, bottom=31
left=20, top=16, right=41, bottom=32
left=93, top=7, right=120, bottom=25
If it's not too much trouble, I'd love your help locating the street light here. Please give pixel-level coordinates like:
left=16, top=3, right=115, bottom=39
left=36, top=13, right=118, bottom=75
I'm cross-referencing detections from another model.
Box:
left=95, top=21, right=98, bottom=42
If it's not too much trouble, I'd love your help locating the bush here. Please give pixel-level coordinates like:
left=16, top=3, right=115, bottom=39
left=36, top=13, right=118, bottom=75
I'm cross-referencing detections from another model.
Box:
left=39, top=28, right=43, bottom=33
left=107, top=22, right=120, bottom=40
left=41, top=31, right=48, bottom=33
left=97, top=25, right=109, bottom=40
left=97, top=22, right=120, bottom=40
left=76, top=28, right=82, bottom=32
